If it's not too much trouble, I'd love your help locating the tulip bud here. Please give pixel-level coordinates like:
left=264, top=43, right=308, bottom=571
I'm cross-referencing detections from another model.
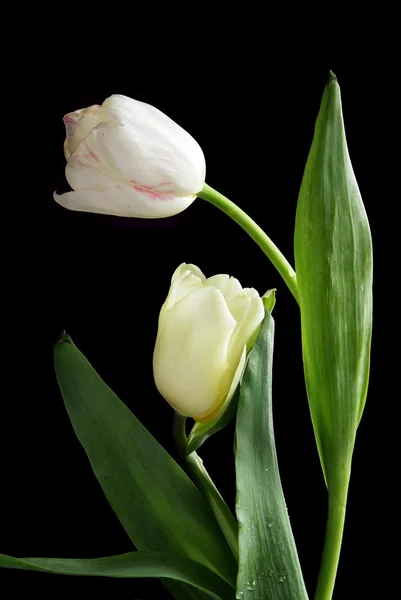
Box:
left=54, top=95, right=206, bottom=219
left=153, top=264, right=265, bottom=422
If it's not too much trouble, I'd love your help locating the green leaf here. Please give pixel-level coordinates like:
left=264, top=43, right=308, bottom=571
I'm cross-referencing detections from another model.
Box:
left=235, top=311, right=309, bottom=600
left=53, top=334, right=237, bottom=599
left=294, top=72, right=373, bottom=488
left=262, top=288, right=277, bottom=313
left=0, top=551, right=233, bottom=600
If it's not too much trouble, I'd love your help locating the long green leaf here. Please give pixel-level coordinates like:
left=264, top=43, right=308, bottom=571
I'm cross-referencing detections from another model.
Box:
left=294, top=72, right=373, bottom=488
left=53, top=334, right=236, bottom=600
left=0, top=551, right=233, bottom=600
left=235, top=311, right=309, bottom=600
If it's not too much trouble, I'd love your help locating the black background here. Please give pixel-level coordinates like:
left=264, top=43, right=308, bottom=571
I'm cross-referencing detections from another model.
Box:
left=1, top=41, right=384, bottom=600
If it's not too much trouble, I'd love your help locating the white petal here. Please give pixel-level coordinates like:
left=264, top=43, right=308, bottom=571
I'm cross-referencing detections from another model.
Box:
left=164, top=269, right=204, bottom=310
left=103, top=95, right=199, bottom=149
left=203, top=274, right=242, bottom=300
left=153, top=286, right=236, bottom=419
left=171, top=263, right=206, bottom=283
left=67, top=124, right=204, bottom=198
left=92, top=125, right=205, bottom=196
left=63, top=105, right=108, bottom=160
left=65, top=153, right=116, bottom=192
left=226, top=346, right=247, bottom=403
left=103, top=95, right=179, bottom=130
left=65, top=126, right=124, bottom=192
left=53, top=185, right=196, bottom=219
left=226, top=289, right=265, bottom=367
left=196, top=346, right=247, bottom=423
left=102, top=95, right=206, bottom=194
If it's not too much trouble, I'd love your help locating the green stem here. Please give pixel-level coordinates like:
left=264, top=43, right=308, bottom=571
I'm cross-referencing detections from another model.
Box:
left=314, top=485, right=349, bottom=600
left=173, top=413, right=239, bottom=562
left=198, top=183, right=299, bottom=304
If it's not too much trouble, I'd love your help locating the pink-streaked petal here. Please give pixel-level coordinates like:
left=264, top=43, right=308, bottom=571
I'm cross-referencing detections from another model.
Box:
left=53, top=185, right=196, bottom=219
left=74, top=125, right=205, bottom=196
left=63, top=105, right=108, bottom=160
left=65, top=147, right=117, bottom=192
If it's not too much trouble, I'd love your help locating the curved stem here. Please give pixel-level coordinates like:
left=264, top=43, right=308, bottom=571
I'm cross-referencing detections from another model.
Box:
left=173, top=413, right=238, bottom=562
left=314, top=485, right=349, bottom=600
left=198, top=183, right=299, bottom=304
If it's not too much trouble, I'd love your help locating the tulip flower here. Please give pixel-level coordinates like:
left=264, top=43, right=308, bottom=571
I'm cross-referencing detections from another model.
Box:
left=54, top=95, right=206, bottom=218
left=153, top=264, right=265, bottom=422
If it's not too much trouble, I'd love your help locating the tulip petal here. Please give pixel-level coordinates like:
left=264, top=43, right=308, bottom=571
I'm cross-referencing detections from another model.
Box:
left=171, top=264, right=206, bottom=283
left=53, top=187, right=196, bottom=219
left=66, top=123, right=204, bottom=201
left=101, top=94, right=205, bottom=194
left=163, top=264, right=206, bottom=310
left=153, top=287, right=236, bottom=419
left=196, top=346, right=247, bottom=425
left=226, top=290, right=265, bottom=367
left=103, top=95, right=202, bottom=154
left=165, top=271, right=204, bottom=310
left=65, top=155, right=116, bottom=192
left=81, top=125, right=205, bottom=197
left=222, top=345, right=247, bottom=410
left=204, top=275, right=242, bottom=300
left=63, top=105, right=108, bottom=160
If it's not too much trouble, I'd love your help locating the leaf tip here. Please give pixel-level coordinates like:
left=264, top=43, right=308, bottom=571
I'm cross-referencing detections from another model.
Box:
left=328, top=70, right=338, bottom=85
left=55, top=330, right=72, bottom=346
left=262, top=288, right=277, bottom=313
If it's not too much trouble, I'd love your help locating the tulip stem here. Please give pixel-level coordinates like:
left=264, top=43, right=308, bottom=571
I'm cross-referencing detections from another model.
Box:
left=173, top=413, right=239, bottom=562
left=314, top=483, right=349, bottom=600
left=198, top=183, right=299, bottom=304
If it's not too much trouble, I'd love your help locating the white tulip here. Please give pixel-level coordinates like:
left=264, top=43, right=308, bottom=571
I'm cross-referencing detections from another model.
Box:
left=54, top=95, right=206, bottom=218
left=153, top=264, right=265, bottom=422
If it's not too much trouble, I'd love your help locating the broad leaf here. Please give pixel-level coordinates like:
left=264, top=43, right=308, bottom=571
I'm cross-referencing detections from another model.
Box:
left=53, top=334, right=236, bottom=599
left=0, top=551, right=233, bottom=600
left=294, top=72, right=373, bottom=488
left=235, top=311, right=309, bottom=600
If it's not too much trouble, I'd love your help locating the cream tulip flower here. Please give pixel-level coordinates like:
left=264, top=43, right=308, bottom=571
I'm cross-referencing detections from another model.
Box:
left=54, top=95, right=206, bottom=218
left=153, top=264, right=265, bottom=422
